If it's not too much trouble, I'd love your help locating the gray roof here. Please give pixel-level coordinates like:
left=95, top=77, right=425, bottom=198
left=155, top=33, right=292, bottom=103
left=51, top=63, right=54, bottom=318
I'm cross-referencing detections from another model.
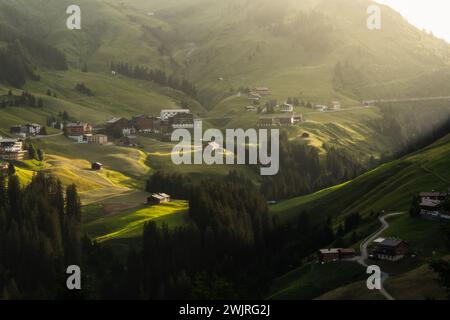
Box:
left=380, top=238, right=404, bottom=247
left=66, top=122, right=88, bottom=127
left=0, top=138, right=20, bottom=143
left=319, top=248, right=340, bottom=254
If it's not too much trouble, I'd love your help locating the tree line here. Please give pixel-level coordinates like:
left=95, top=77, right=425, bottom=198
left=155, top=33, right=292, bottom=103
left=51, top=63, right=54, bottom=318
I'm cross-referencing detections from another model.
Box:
left=90, top=171, right=341, bottom=299
left=0, top=91, right=44, bottom=109
left=0, top=172, right=82, bottom=299
left=110, top=61, right=198, bottom=99
left=261, top=132, right=365, bottom=200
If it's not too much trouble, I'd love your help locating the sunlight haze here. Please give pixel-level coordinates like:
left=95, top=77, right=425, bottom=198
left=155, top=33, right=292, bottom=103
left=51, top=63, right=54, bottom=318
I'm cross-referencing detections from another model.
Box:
left=376, top=0, right=450, bottom=42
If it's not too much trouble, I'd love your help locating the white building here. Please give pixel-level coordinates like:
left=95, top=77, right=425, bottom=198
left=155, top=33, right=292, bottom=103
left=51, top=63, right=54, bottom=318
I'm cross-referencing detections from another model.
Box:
left=160, top=109, right=191, bottom=121
left=279, top=103, right=294, bottom=113
left=313, top=105, right=328, bottom=112
left=329, top=101, right=341, bottom=111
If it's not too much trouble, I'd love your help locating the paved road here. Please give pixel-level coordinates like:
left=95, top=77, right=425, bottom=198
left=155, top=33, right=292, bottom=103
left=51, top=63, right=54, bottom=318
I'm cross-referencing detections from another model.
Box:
left=363, top=96, right=450, bottom=105
left=355, top=212, right=407, bottom=301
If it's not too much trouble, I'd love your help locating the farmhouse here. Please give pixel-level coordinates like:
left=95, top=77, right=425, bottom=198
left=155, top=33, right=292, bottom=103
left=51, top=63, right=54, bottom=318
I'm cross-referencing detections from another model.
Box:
left=318, top=248, right=356, bottom=263
left=10, top=123, right=41, bottom=137
left=91, top=162, right=103, bottom=171
left=278, top=103, right=294, bottom=113
left=132, top=115, right=155, bottom=133
left=329, top=101, right=341, bottom=111
left=147, top=193, right=171, bottom=205
left=160, top=109, right=191, bottom=121
left=0, top=138, right=26, bottom=161
left=245, top=105, right=257, bottom=112
left=419, top=191, right=447, bottom=202
left=89, top=134, right=108, bottom=145
left=418, top=190, right=450, bottom=220
left=319, top=248, right=339, bottom=262
left=257, top=113, right=302, bottom=127
left=65, top=122, right=93, bottom=138
left=170, top=112, right=195, bottom=129
left=313, top=104, right=328, bottom=111
left=252, top=87, right=271, bottom=96
left=372, top=238, right=409, bottom=261
left=247, top=92, right=261, bottom=101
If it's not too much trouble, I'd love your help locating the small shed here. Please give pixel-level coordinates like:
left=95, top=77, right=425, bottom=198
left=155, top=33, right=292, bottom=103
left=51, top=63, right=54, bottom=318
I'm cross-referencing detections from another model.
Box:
left=91, top=162, right=103, bottom=171
left=147, top=193, right=171, bottom=205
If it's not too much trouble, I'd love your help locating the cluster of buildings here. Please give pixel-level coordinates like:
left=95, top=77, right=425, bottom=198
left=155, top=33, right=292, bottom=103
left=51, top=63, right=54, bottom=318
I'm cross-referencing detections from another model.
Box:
left=313, top=101, right=341, bottom=112
left=64, top=122, right=108, bottom=145
left=319, top=236, right=410, bottom=263
left=10, top=123, right=42, bottom=137
left=0, top=137, right=26, bottom=161
left=418, top=190, right=450, bottom=221
left=60, top=109, right=195, bottom=147
left=257, top=113, right=303, bottom=127
left=246, top=102, right=295, bottom=114
left=106, top=109, right=195, bottom=137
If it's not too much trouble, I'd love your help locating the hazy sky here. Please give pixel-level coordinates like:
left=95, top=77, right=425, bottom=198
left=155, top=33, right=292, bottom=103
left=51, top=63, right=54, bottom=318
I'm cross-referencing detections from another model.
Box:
left=376, top=0, right=450, bottom=43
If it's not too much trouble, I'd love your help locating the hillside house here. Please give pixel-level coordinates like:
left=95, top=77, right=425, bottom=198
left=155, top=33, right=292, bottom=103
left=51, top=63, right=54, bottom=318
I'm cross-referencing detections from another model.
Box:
left=419, top=191, right=448, bottom=202
left=258, top=113, right=301, bottom=127
left=10, top=123, right=41, bottom=137
left=65, top=122, right=93, bottom=139
left=372, top=238, right=409, bottom=261
left=329, top=101, right=341, bottom=111
left=0, top=138, right=26, bottom=161
left=160, top=109, right=191, bottom=121
left=73, top=134, right=107, bottom=144
left=132, top=115, right=155, bottom=133
left=9, top=126, right=26, bottom=138
left=318, top=248, right=356, bottom=263
left=245, top=105, right=257, bottom=112
left=319, top=249, right=339, bottom=263
left=313, top=104, right=328, bottom=112
left=252, top=87, right=271, bottom=96
left=91, top=162, right=103, bottom=171
left=279, top=103, right=294, bottom=113
left=418, top=190, right=450, bottom=221
left=247, top=92, right=261, bottom=101
left=293, top=113, right=303, bottom=123
left=169, top=112, right=195, bottom=129
left=147, top=193, right=171, bottom=205
left=89, top=134, right=108, bottom=145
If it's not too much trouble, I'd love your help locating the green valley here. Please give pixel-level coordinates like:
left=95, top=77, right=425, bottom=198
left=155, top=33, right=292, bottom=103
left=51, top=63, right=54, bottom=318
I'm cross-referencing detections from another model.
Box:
left=1, top=0, right=450, bottom=302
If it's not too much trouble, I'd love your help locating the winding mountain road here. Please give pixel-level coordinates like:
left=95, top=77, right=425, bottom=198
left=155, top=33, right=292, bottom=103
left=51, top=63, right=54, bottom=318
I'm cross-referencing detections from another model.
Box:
left=355, top=212, right=407, bottom=300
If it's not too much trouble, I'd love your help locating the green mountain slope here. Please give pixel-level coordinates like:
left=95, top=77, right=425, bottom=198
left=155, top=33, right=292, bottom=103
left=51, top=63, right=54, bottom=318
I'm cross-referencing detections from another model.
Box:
left=3, top=0, right=450, bottom=104
left=271, top=132, right=450, bottom=223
